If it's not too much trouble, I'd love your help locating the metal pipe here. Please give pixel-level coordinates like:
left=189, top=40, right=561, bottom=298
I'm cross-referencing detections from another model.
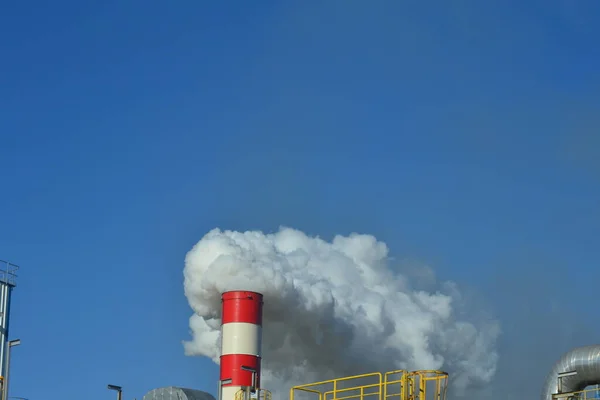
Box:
left=0, top=260, right=18, bottom=388
left=541, top=345, right=600, bottom=400
left=3, top=340, right=20, bottom=400
left=108, top=384, right=122, bottom=400
left=2, top=346, right=9, bottom=400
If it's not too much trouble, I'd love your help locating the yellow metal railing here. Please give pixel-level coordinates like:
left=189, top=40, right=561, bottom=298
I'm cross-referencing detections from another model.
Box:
left=290, top=370, right=448, bottom=400
left=553, top=386, right=600, bottom=400
left=405, top=371, right=447, bottom=400
left=236, top=388, right=273, bottom=400
left=291, top=372, right=383, bottom=400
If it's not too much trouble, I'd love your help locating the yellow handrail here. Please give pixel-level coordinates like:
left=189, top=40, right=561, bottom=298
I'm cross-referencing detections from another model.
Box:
left=290, top=372, right=383, bottom=400
left=290, top=370, right=448, bottom=400
left=384, top=370, right=406, bottom=400
left=552, top=386, right=600, bottom=400
left=323, top=381, right=382, bottom=400
left=405, top=370, right=448, bottom=400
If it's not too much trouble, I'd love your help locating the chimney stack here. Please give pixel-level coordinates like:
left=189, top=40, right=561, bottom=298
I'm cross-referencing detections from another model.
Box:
left=219, top=291, right=263, bottom=400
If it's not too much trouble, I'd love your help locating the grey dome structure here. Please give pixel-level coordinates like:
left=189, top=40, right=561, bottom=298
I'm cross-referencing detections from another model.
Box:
left=143, top=386, right=217, bottom=400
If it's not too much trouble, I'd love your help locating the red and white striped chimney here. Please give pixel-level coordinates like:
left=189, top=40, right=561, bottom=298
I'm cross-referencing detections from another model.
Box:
left=219, top=291, right=263, bottom=400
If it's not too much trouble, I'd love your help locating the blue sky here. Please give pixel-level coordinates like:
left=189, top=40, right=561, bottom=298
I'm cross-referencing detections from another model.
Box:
left=1, top=1, right=600, bottom=400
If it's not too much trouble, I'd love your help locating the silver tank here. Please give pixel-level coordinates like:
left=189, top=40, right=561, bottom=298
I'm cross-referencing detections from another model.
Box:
left=143, top=387, right=217, bottom=400
left=541, top=345, right=600, bottom=400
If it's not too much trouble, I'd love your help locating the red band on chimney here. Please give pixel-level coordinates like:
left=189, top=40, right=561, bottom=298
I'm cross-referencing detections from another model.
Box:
left=221, top=291, right=263, bottom=325
left=220, top=354, right=261, bottom=387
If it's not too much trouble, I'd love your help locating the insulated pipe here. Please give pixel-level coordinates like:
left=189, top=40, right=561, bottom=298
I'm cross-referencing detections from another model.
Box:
left=220, top=291, right=263, bottom=400
left=541, top=345, right=600, bottom=400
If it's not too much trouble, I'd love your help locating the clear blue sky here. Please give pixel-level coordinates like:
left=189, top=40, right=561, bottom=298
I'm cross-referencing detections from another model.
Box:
left=1, top=1, right=600, bottom=400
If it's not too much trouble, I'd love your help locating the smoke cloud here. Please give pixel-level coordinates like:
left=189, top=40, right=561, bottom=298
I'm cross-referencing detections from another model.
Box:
left=183, top=227, right=500, bottom=397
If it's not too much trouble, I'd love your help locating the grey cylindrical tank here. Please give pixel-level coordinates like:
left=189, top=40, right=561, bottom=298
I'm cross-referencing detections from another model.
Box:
left=143, top=387, right=217, bottom=400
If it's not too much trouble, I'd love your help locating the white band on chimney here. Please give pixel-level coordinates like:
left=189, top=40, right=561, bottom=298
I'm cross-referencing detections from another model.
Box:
left=222, top=385, right=241, bottom=400
left=221, top=322, right=262, bottom=356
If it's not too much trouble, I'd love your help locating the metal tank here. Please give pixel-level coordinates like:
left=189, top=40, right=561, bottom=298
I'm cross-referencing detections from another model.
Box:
left=541, top=345, right=600, bottom=400
left=143, top=387, right=216, bottom=400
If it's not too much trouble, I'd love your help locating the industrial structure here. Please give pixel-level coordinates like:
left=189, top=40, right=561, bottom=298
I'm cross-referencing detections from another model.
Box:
left=143, top=290, right=600, bottom=400
left=143, top=290, right=265, bottom=400
left=542, top=345, right=600, bottom=400
left=0, top=260, right=18, bottom=400
left=143, top=387, right=217, bottom=400
left=219, top=291, right=263, bottom=400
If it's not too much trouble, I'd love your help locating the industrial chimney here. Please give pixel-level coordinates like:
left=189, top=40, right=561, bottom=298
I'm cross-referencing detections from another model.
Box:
left=219, top=291, right=263, bottom=400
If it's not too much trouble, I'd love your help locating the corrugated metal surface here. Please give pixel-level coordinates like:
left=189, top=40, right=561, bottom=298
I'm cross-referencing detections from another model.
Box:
left=541, top=345, right=600, bottom=400
left=142, top=386, right=216, bottom=400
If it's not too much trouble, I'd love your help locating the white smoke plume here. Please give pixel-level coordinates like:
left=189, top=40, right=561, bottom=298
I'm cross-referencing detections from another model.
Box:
left=183, top=227, right=500, bottom=397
